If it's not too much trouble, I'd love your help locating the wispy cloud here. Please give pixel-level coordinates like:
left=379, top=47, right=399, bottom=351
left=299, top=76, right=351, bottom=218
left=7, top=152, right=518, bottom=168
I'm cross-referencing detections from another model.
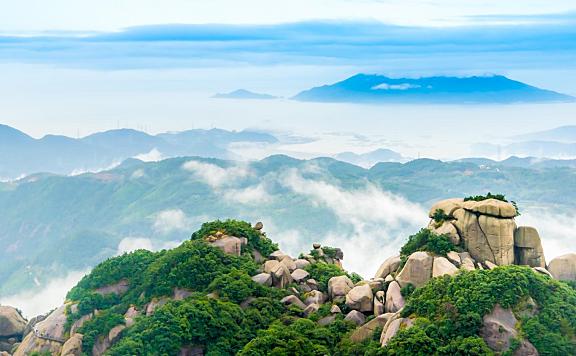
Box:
left=0, top=20, right=575, bottom=70
left=182, top=160, right=252, bottom=188
left=153, top=209, right=190, bottom=234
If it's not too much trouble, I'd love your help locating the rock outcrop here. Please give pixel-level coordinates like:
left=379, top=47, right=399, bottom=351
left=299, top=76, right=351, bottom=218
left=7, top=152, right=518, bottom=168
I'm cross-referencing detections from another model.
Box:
left=548, top=253, right=576, bottom=281
left=514, top=227, right=546, bottom=268
left=396, top=251, right=433, bottom=288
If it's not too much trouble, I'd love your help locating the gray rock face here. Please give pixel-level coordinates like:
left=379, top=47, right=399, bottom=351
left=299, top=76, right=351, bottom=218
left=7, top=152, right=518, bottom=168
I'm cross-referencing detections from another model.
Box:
left=251, top=273, right=273, bottom=287
left=396, top=251, right=433, bottom=288
left=61, top=333, right=83, bottom=356
left=345, top=284, right=374, bottom=312
left=344, top=310, right=366, bottom=326
left=374, top=255, right=401, bottom=279
left=548, top=253, right=576, bottom=281
left=428, top=220, right=460, bottom=245
left=514, top=226, right=546, bottom=268
left=280, top=295, right=306, bottom=310
left=385, top=281, right=405, bottom=313
left=480, top=304, right=519, bottom=353
left=328, top=275, right=354, bottom=300
left=350, top=313, right=392, bottom=343
left=0, top=306, right=26, bottom=338
left=94, top=279, right=129, bottom=296
left=432, top=257, right=458, bottom=278
left=291, top=269, right=310, bottom=283
left=210, top=236, right=245, bottom=256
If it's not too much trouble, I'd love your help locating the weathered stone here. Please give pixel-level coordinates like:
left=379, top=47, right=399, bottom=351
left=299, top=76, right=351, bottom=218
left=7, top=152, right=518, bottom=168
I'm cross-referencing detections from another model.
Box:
left=381, top=317, right=405, bottom=346
left=269, top=250, right=288, bottom=261
left=374, top=255, right=401, bottom=279
left=428, top=198, right=464, bottom=218
left=318, top=315, right=337, bottom=326
left=291, top=269, right=310, bottom=283
left=432, top=257, right=458, bottom=278
left=345, top=284, right=374, bottom=312
left=294, top=259, right=310, bottom=269
left=145, top=297, right=169, bottom=316
left=396, top=251, right=433, bottom=288
left=61, top=334, right=83, bottom=356
left=513, top=340, right=539, bottom=356
left=174, top=288, right=193, bottom=301
left=94, top=279, right=130, bottom=296
left=330, top=305, right=342, bottom=314
left=251, top=273, right=272, bottom=287
left=485, top=260, right=498, bottom=270
left=304, top=290, right=326, bottom=306
left=306, top=279, right=319, bottom=290
left=514, top=227, right=546, bottom=268
left=480, top=304, right=518, bottom=352
left=447, top=251, right=461, bottom=266
left=13, top=332, right=62, bottom=356
left=344, top=310, right=366, bottom=326
left=254, top=221, right=264, bottom=230
left=313, top=243, right=321, bottom=249
left=303, top=303, right=320, bottom=316
left=280, top=256, right=297, bottom=272
left=211, top=236, right=244, bottom=256
left=374, top=291, right=385, bottom=316
left=280, top=295, right=306, bottom=310
left=533, top=267, right=553, bottom=278
left=270, top=262, right=293, bottom=288
left=33, top=304, right=67, bottom=341
left=124, top=306, right=139, bottom=328
left=328, top=275, right=354, bottom=300
left=429, top=220, right=460, bottom=245
left=462, top=198, right=517, bottom=218
left=70, top=313, right=93, bottom=335
left=0, top=306, right=26, bottom=337
left=385, top=281, right=405, bottom=313
left=453, top=208, right=515, bottom=266
left=459, top=252, right=476, bottom=271
left=548, top=253, right=576, bottom=281
left=350, top=314, right=393, bottom=343
left=23, top=315, right=46, bottom=338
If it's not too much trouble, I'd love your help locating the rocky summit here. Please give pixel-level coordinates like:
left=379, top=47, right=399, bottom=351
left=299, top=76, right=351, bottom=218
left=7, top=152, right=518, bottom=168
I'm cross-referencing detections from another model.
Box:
left=1, top=195, right=576, bottom=355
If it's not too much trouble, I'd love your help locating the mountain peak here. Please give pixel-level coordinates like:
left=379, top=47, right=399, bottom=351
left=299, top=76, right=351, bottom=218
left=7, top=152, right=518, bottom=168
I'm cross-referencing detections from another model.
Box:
left=212, top=89, right=278, bottom=100
left=293, top=74, right=574, bottom=104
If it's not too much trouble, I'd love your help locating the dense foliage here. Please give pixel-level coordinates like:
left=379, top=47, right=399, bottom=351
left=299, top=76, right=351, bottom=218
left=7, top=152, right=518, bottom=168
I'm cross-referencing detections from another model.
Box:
left=391, top=266, right=576, bottom=355
left=431, top=208, right=451, bottom=224
left=191, top=219, right=278, bottom=256
left=399, top=229, right=455, bottom=264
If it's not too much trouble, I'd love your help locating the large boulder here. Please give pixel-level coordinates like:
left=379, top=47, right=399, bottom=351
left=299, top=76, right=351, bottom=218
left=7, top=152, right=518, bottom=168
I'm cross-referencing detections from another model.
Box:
left=380, top=316, right=412, bottom=346
left=13, top=333, right=62, bottom=356
left=350, top=313, right=393, bottom=343
left=514, top=227, right=546, bottom=268
left=304, top=290, right=326, bottom=306
left=428, top=220, right=460, bottom=245
left=345, top=284, right=374, bottom=312
left=61, top=333, right=83, bottom=356
left=432, top=257, right=458, bottom=278
left=480, top=304, right=536, bottom=354
left=396, top=251, right=433, bottom=288
left=328, top=275, right=354, bottom=301
left=0, top=306, right=26, bottom=338
left=270, top=262, right=293, bottom=288
left=344, top=310, right=366, bottom=326
left=210, top=236, right=245, bottom=256
left=374, top=255, right=401, bottom=279
left=385, top=281, right=405, bottom=313
left=291, top=269, right=310, bottom=283
left=452, top=202, right=516, bottom=266
left=428, top=198, right=464, bottom=218
left=548, top=253, right=576, bottom=281
left=251, top=273, right=273, bottom=287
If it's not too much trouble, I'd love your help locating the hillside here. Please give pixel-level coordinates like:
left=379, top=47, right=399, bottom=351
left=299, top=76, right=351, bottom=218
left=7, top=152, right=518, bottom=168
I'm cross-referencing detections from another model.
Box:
left=293, top=74, right=574, bottom=104
left=3, top=196, right=576, bottom=355
left=0, top=125, right=277, bottom=179
left=1, top=155, right=576, bottom=296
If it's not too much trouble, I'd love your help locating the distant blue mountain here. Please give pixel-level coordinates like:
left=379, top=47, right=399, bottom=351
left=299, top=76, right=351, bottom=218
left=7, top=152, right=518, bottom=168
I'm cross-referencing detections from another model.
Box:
left=212, top=89, right=278, bottom=100
left=293, top=74, right=574, bottom=104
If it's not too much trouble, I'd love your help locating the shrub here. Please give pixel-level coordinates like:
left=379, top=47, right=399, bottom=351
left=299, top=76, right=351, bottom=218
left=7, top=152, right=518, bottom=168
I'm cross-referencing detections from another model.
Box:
left=432, top=208, right=451, bottom=224
left=399, top=229, right=455, bottom=264
left=191, top=219, right=278, bottom=256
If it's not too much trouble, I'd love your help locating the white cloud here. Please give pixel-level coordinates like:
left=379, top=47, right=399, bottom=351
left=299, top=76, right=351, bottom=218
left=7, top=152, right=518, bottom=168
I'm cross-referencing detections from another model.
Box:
left=224, top=183, right=272, bottom=205
left=182, top=160, right=252, bottom=188
left=0, top=270, right=88, bottom=319
left=281, top=169, right=427, bottom=229
left=373, top=83, right=422, bottom=90
left=153, top=209, right=190, bottom=234
left=131, top=168, right=146, bottom=179
left=134, top=148, right=164, bottom=162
